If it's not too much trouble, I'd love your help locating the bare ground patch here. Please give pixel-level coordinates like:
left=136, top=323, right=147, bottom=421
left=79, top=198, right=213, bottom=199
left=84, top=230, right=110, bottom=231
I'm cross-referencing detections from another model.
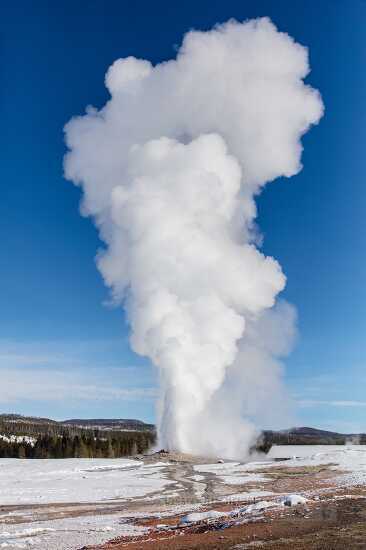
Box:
left=84, top=495, right=366, bottom=549
left=80, top=460, right=366, bottom=549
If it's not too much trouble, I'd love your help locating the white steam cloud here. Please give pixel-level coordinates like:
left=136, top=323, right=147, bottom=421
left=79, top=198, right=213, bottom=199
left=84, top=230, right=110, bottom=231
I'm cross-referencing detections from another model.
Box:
left=64, top=18, right=323, bottom=458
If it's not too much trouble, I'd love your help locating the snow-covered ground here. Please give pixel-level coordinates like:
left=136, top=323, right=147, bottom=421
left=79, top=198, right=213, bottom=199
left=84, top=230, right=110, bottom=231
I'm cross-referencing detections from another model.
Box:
left=268, top=444, right=366, bottom=460
left=0, top=458, right=173, bottom=505
left=194, top=460, right=270, bottom=484
left=0, top=435, right=36, bottom=446
left=0, top=458, right=174, bottom=548
left=0, top=513, right=149, bottom=550
left=2, top=446, right=366, bottom=549
left=267, top=444, right=366, bottom=487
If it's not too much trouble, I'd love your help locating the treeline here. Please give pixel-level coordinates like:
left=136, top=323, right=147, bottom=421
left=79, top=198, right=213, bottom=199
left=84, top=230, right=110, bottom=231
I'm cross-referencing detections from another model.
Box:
left=0, top=431, right=155, bottom=459
left=0, top=418, right=103, bottom=438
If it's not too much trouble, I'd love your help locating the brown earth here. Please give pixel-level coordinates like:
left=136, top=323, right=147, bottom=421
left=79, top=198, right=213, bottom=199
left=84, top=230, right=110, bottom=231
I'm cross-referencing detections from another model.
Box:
left=3, top=454, right=364, bottom=549
left=84, top=494, right=366, bottom=549
left=81, top=458, right=366, bottom=550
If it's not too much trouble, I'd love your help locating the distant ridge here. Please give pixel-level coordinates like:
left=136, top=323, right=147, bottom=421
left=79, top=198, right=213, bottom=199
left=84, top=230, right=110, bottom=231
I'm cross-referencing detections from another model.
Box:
left=284, top=426, right=345, bottom=437
left=0, top=413, right=155, bottom=458
left=0, top=413, right=155, bottom=432
left=62, top=418, right=155, bottom=431
left=0, top=413, right=58, bottom=425
left=262, top=426, right=365, bottom=449
left=1, top=415, right=364, bottom=445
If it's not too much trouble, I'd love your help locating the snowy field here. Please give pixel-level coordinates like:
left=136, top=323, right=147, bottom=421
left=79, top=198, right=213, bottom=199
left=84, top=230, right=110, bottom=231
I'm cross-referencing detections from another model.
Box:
left=268, top=444, right=366, bottom=459
left=0, top=458, right=173, bottom=505
left=0, top=458, right=173, bottom=549
left=267, top=444, right=366, bottom=484
left=2, top=446, right=366, bottom=549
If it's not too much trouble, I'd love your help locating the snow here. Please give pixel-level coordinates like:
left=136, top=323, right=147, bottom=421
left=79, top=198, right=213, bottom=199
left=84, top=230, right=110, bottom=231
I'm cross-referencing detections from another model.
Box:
left=220, top=473, right=269, bottom=485
left=118, top=503, right=204, bottom=520
left=220, top=490, right=275, bottom=502
left=0, top=458, right=174, bottom=505
left=247, top=445, right=366, bottom=490
left=194, top=462, right=269, bottom=485
left=266, top=445, right=366, bottom=485
left=194, top=462, right=240, bottom=473
left=281, top=494, right=308, bottom=506
left=268, top=444, right=366, bottom=460
left=0, top=513, right=149, bottom=549
left=180, top=510, right=227, bottom=524
left=180, top=500, right=281, bottom=526
left=2, top=447, right=366, bottom=549
left=0, top=458, right=190, bottom=549
left=2, top=448, right=362, bottom=507
left=239, top=500, right=279, bottom=514
left=0, top=435, right=36, bottom=446
left=189, top=474, right=204, bottom=482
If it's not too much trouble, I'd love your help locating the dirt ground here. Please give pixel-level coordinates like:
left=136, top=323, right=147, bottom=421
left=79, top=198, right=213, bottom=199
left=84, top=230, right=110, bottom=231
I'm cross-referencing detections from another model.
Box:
left=82, top=496, right=366, bottom=549
left=82, top=458, right=366, bottom=550
left=3, top=453, right=365, bottom=549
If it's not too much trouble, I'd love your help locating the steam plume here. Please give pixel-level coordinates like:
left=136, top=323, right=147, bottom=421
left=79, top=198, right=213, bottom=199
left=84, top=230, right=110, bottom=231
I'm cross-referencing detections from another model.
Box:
left=64, top=18, right=323, bottom=457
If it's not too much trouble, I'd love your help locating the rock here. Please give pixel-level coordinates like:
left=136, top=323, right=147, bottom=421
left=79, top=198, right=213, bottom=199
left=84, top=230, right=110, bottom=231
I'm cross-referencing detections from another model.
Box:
left=282, top=494, right=308, bottom=507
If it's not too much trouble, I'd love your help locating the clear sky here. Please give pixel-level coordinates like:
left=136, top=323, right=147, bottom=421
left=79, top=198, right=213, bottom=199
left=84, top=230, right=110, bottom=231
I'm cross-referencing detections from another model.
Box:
left=1, top=0, right=365, bottom=431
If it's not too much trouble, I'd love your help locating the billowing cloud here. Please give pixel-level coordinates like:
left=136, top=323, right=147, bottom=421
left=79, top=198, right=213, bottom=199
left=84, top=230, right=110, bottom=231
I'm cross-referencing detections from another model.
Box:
left=65, top=18, right=323, bottom=457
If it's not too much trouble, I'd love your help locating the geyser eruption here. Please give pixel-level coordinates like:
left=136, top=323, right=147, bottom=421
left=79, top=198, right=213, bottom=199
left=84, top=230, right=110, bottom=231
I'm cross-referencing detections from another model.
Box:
left=64, top=18, right=323, bottom=458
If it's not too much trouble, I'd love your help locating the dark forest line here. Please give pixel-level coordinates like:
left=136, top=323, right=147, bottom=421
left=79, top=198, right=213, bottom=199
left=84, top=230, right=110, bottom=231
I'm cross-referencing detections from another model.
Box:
left=0, top=431, right=155, bottom=459
left=0, top=414, right=156, bottom=458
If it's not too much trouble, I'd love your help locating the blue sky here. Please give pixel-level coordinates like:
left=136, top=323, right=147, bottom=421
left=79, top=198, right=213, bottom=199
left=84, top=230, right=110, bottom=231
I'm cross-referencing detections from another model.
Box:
left=0, top=0, right=365, bottom=431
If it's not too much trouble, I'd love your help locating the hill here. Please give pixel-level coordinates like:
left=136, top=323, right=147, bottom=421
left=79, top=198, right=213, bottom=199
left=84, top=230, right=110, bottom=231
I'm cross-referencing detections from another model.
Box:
left=1, top=414, right=364, bottom=458
left=0, top=414, right=154, bottom=433
left=0, top=414, right=155, bottom=459
left=62, top=418, right=155, bottom=431
left=0, top=413, right=58, bottom=425
left=259, top=426, right=365, bottom=452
